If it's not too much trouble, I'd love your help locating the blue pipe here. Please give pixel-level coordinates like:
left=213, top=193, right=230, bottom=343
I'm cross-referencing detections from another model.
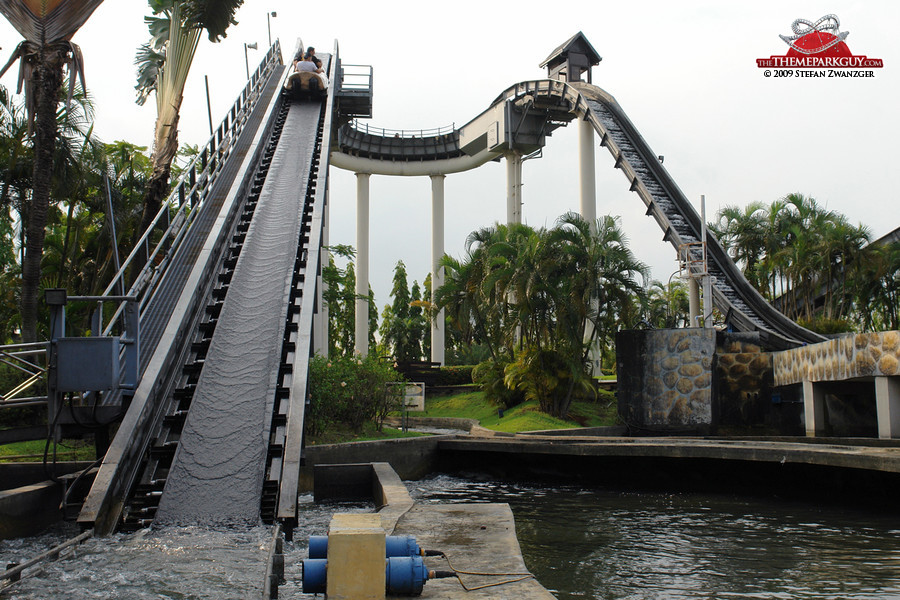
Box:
left=307, top=534, right=423, bottom=559
left=301, top=556, right=430, bottom=595
left=386, top=556, right=430, bottom=595
left=301, top=558, right=327, bottom=594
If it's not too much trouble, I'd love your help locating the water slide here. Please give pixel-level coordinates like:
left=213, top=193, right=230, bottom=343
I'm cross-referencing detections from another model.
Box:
left=79, top=44, right=333, bottom=535
left=79, top=54, right=819, bottom=536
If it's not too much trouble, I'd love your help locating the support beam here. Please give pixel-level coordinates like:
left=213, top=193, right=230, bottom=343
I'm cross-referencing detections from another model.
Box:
left=802, top=379, right=826, bottom=437
left=430, top=174, right=445, bottom=365
left=700, top=194, right=713, bottom=327
left=505, top=152, right=522, bottom=225
left=875, top=376, right=900, bottom=439
left=355, top=173, right=370, bottom=357
left=688, top=278, right=700, bottom=327
left=578, top=118, right=596, bottom=225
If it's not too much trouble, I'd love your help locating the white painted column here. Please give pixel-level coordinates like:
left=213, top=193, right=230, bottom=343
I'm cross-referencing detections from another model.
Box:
left=579, top=121, right=599, bottom=371
left=431, top=174, right=446, bottom=365
left=314, top=185, right=330, bottom=356
left=505, top=152, right=522, bottom=225
left=802, top=379, right=826, bottom=437
left=578, top=118, right=596, bottom=226
left=875, top=376, right=900, bottom=439
left=355, top=173, right=370, bottom=357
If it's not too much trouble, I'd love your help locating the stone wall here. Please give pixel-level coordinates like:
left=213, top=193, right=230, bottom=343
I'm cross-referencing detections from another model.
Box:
left=616, top=328, right=716, bottom=432
left=773, top=331, right=900, bottom=386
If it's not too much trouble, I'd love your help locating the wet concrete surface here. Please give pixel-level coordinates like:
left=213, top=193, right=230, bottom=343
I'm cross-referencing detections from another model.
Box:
left=391, top=503, right=555, bottom=599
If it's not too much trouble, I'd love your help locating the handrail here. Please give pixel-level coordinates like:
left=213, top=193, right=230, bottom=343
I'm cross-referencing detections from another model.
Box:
left=0, top=530, right=94, bottom=586
left=349, top=119, right=457, bottom=139
left=98, top=40, right=285, bottom=339
left=338, top=63, right=372, bottom=91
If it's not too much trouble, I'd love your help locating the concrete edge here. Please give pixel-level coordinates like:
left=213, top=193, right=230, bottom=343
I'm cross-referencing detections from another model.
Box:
left=0, top=481, right=62, bottom=539
left=371, top=462, right=414, bottom=534
left=470, top=425, right=516, bottom=438
left=519, top=425, right=628, bottom=437
left=381, top=416, right=478, bottom=432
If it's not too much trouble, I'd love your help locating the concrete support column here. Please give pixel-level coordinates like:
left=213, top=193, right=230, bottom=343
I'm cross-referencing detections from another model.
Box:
left=505, top=152, right=522, bottom=225
left=578, top=118, right=596, bottom=226
left=802, top=379, right=826, bottom=437
left=314, top=185, right=330, bottom=356
left=355, top=173, right=370, bottom=357
left=688, top=278, right=701, bottom=327
left=875, top=376, right=900, bottom=439
left=430, top=174, right=446, bottom=365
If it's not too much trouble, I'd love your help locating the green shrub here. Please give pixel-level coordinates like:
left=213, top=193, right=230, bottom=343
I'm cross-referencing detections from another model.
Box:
left=434, top=365, right=474, bottom=386
left=472, top=358, right=525, bottom=409
left=306, top=354, right=404, bottom=436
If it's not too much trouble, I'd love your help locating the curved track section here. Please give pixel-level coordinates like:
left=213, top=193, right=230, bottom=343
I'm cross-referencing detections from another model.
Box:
left=566, top=82, right=825, bottom=348
left=332, top=79, right=824, bottom=348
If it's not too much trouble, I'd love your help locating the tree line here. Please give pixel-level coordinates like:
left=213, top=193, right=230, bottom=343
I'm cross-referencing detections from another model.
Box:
left=711, top=192, right=899, bottom=332
left=0, top=0, right=245, bottom=342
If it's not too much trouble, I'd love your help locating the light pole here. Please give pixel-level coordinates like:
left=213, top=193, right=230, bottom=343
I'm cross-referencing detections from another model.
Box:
left=244, top=42, right=258, bottom=80
left=267, top=11, right=277, bottom=47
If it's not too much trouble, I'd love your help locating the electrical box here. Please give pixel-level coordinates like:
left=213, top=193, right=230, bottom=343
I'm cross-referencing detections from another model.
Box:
left=56, top=336, right=120, bottom=392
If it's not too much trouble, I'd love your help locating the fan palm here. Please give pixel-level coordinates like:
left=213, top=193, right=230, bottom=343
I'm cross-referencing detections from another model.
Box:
left=133, top=0, right=244, bottom=259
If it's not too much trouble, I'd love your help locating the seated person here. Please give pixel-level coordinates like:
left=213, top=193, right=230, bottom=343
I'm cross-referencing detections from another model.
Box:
left=291, top=50, right=328, bottom=90
left=294, top=46, right=322, bottom=70
left=295, top=55, right=322, bottom=74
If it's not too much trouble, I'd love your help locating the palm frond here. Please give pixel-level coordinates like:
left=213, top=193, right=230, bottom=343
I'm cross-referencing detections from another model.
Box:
left=0, top=0, right=105, bottom=43
left=181, top=0, right=245, bottom=42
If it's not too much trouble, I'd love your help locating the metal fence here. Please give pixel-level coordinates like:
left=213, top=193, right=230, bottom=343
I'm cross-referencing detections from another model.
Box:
left=0, top=342, right=48, bottom=409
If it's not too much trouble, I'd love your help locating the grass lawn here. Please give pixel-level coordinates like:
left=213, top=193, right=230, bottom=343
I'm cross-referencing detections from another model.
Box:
left=307, top=420, right=432, bottom=446
left=0, top=438, right=95, bottom=462
left=420, top=389, right=619, bottom=433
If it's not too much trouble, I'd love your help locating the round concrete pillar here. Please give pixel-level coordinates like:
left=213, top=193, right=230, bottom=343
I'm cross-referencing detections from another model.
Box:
left=578, top=118, right=596, bottom=226
left=505, top=152, right=522, bottom=225
left=430, top=174, right=446, bottom=365
left=355, top=173, right=370, bottom=356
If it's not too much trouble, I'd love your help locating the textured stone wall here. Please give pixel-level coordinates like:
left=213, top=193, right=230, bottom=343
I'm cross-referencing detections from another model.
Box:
left=714, top=333, right=791, bottom=431
left=617, top=328, right=716, bottom=430
left=773, top=331, right=900, bottom=386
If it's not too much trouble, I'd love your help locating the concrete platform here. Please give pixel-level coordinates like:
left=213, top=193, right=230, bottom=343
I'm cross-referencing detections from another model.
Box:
left=312, top=462, right=554, bottom=599
left=391, top=504, right=554, bottom=599
left=441, top=434, right=900, bottom=472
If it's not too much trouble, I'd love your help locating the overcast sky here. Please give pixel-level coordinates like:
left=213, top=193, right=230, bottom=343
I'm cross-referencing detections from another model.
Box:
left=2, top=0, right=898, bottom=311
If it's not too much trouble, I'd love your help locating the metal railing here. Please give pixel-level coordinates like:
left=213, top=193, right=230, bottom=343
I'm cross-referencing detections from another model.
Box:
left=337, top=63, right=373, bottom=93
left=98, top=40, right=284, bottom=338
left=348, top=119, right=457, bottom=139
left=0, top=342, right=48, bottom=408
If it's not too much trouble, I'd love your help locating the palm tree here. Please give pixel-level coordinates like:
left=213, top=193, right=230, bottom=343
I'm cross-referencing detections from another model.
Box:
left=434, top=251, right=499, bottom=362
left=646, top=279, right=689, bottom=328
left=438, top=213, right=648, bottom=418
left=712, top=201, right=767, bottom=292
left=856, top=242, right=900, bottom=331
left=0, top=0, right=104, bottom=341
left=0, top=85, right=31, bottom=222
left=133, top=0, right=244, bottom=257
